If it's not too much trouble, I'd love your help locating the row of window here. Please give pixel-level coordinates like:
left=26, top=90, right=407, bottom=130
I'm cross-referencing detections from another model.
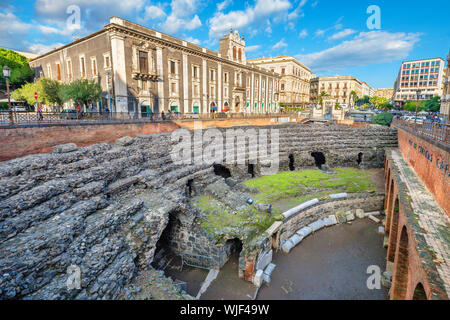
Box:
left=46, top=53, right=111, bottom=81
left=403, top=61, right=441, bottom=69
left=401, top=81, right=438, bottom=87
left=401, top=68, right=440, bottom=75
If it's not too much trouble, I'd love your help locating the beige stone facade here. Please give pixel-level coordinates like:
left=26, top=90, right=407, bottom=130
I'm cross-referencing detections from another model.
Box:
left=393, top=57, right=445, bottom=107
left=374, top=88, right=394, bottom=101
left=29, top=17, right=280, bottom=116
left=310, top=75, right=371, bottom=108
left=247, top=56, right=312, bottom=107
left=440, top=50, right=450, bottom=119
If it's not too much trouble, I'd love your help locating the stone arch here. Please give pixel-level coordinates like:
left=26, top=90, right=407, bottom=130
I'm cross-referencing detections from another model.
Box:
left=311, top=152, right=326, bottom=169
left=387, top=195, right=400, bottom=262
left=248, top=163, right=255, bottom=178
left=393, top=226, right=409, bottom=299
left=289, top=154, right=295, bottom=171
left=213, top=164, right=231, bottom=179
left=357, top=152, right=363, bottom=165
left=412, top=282, right=427, bottom=300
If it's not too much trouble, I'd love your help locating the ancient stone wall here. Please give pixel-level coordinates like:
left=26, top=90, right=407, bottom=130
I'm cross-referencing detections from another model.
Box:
left=0, top=123, right=397, bottom=299
left=278, top=193, right=385, bottom=244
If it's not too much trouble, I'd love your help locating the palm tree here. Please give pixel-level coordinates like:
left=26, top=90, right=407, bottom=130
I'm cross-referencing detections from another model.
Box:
left=316, top=91, right=329, bottom=108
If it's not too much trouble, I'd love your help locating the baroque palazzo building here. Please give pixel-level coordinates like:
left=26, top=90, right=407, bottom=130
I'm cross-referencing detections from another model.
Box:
left=247, top=55, right=312, bottom=107
left=29, top=17, right=281, bottom=116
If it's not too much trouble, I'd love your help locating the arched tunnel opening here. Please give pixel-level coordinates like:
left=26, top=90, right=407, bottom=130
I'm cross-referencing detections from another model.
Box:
left=357, top=152, right=363, bottom=165
left=248, top=164, right=255, bottom=178
left=311, top=152, right=326, bottom=169
left=224, top=238, right=243, bottom=272
left=186, top=179, right=194, bottom=198
left=289, top=154, right=295, bottom=171
left=213, top=164, right=231, bottom=179
left=152, top=210, right=180, bottom=270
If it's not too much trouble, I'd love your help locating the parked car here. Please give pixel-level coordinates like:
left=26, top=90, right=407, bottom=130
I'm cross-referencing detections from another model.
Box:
left=60, top=109, right=79, bottom=119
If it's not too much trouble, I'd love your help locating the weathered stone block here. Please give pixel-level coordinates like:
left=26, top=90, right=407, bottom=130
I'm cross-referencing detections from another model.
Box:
left=53, top=143, right=78, bottom=153
left=346, top=211, right=355, bottom=222
left=115, top=136, right=135, bottom=146
left=335, top=211, right=347, bottom=224
left=355, top=209, right=365, bottom=219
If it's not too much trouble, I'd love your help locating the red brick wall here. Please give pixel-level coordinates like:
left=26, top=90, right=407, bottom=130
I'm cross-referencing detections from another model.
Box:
left=397, top=128, right=449, bottom=215
left=0, top=122, right=180, bottom=162
left=0, top=118, right=291, bottom=162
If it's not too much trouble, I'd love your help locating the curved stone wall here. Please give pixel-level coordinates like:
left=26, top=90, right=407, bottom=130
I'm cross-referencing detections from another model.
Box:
left=0, top=123, right=397, bottom=299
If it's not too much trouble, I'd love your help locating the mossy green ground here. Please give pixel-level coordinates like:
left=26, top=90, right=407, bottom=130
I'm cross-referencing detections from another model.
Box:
left=193, top=168, right=377, bottom=244
left=244, top=168, right=376, bottom=213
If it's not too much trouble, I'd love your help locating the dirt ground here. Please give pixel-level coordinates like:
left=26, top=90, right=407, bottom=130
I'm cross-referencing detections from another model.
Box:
left=200, top=253, right=258, bottom=300
left=257, top=218, right=389, bottom=300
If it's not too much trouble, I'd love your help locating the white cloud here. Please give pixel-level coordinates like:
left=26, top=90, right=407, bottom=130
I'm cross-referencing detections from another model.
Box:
left=34, top=0, right=145, bottom=33
left=161, top=0, right=202, bottom=33
left=162, top=14, right=201, bottom=33
left=246, top=45, right=261, bottom=52
left=142, top=5, right=167, bottom=21
left=28, top=42, right=65, bottom=54
left=297, top=31, right=421, bottom=72
left=0, top=12, right=33, bottom=50
left=288, top=0, right=307, bottom=21
left=217, top=0, right=233, bottom=11
left=311, top=0, right=319, bottom=8
left=185, top=36, right=201, bottom=45
left=209, top=0, right=292, bottom=39
left=272, top=38, right=287, bottom=50
left=299, top=29, right=308, bottom=38
left=314, top=29, right=325, bottom=37
left=328, top=28, right=356, bottom=41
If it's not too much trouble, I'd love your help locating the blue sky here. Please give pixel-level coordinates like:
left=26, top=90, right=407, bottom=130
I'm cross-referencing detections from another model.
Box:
left=2, top=0, right=449, bottom=88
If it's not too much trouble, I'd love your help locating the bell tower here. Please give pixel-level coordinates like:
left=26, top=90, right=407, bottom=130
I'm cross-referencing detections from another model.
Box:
left=219, top=28, right=246, bottom=64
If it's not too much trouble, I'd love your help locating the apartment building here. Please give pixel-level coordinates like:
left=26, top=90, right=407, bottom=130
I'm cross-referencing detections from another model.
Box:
left=393, top=57, right=445, bottom=107
left=310, top=75, right=371, bottom=107
left=247, top=55, right=312, bottom=107
left=374, top=88, right=394, bottom=101
left=29, top=17, right=280, bottom=116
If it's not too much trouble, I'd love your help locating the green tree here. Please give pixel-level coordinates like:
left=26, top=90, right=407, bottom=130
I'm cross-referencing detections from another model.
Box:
left=424, top=96, right=440, bottom=112
left=369, top=96, right=390, bottom=110
left=356, top=95, right=370, bottom=106
left=11, top=82, right=37, bottom=105
left=316, top=91, right=329, bottom=107
left=0, top=49, right=34, bottom=90
left=403, top=101, right=426, bottom=112
left=36, top=77, right=65, bottom=106
left=371, top=112, right=394, bottom=126
left=59, top=79, right=102, bottom=109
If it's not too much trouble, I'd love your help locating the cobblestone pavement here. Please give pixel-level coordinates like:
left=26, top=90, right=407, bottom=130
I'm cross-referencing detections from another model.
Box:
left=391, top=149, right=450, bottom=296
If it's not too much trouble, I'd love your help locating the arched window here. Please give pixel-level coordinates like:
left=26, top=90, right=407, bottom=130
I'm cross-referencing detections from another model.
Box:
left=238, top=48, right=242, bottom=61
left=233, top=46, right=237, bottom=60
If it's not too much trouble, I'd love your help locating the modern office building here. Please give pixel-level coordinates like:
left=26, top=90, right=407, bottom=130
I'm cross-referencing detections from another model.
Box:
left=247, top=56, right=312, bottom=108
left=29, top=17, right=281, bottom=116
left=393, top=57, right=445, bottom=107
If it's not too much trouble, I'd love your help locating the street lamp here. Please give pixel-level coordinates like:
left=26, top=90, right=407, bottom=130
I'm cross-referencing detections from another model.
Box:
left=2, top=66, right=13, bottom=125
